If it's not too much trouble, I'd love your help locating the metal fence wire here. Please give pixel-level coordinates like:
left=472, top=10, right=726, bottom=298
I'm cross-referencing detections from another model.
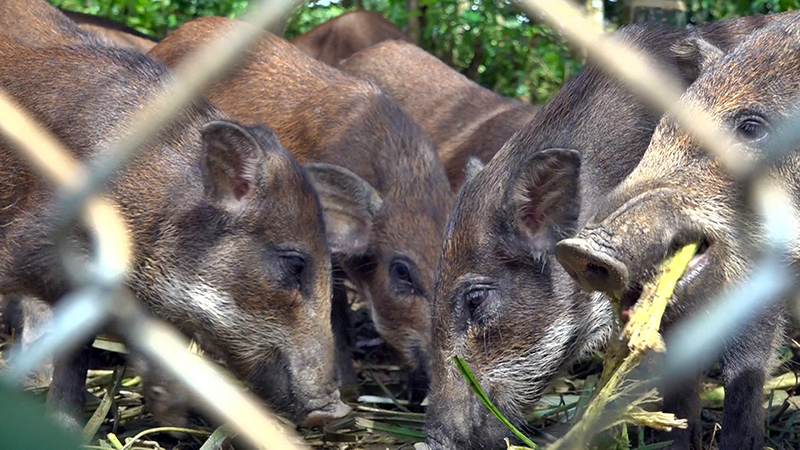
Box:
left=0, top=0, right=797, bottom=449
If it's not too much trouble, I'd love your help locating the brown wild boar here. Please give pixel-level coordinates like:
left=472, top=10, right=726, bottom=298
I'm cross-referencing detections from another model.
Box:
left=290, top=10, right=412, bottom=66
left=0, top=0, right=102, bottom=47
left=61, top=9, right=157, bottom=52
left=0, top=33, right=347, bottom=430
left=556, top=15, right=800, bottom=449
left=0, top=0, right=153, bottom=52
left=339, top=40, right=539, bottom=189
left=150, top=16, right=454, bottom=395
left=424, top=12, right=788, bottom=450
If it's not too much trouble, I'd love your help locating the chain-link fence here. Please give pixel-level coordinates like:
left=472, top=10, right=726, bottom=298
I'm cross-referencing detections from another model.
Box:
left=0, top=0, right=797, bottom=449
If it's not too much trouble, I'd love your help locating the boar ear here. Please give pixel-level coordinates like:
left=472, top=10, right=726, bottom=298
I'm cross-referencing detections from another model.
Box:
left=671, top=35, right=723, bottom=85
left=511, top=148, right=581, bottom=257
left=304, top=163, right=384, bottom=256
left=200, top=120, right=265, bottom=213
left=464, top=156, right=485, bottom=185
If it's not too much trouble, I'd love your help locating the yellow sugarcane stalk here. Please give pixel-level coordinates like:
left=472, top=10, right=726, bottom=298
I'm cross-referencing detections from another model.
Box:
left=548, top=243, right=698, bottom=450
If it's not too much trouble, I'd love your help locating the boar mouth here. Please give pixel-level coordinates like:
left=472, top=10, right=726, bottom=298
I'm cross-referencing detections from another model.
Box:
left=619, top=238, right=711, bottom=323
left=299, top=399, right=352, bottom=427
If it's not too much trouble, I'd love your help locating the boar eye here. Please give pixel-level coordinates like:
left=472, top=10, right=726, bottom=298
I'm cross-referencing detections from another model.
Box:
left=278, top=253, right=306, bottom=288
left=735, top=115, right=770, bottom=144
left=389, top=257, right=421, bottom=296
left=464, top=285, right=499, bottom=326
left=465, top=288, right=488, bottom=312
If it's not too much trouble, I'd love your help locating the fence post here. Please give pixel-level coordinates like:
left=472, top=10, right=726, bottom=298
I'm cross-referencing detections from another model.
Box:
left=624, top=0, right=687, bottom=27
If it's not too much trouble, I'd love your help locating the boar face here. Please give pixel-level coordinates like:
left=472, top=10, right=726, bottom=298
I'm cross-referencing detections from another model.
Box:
left=555, top=18, right=800, bottom=450
left=0, top=37, right=347, bottom=426
left=362, top=180, right=449, bottom=380
left=556, top=22, right=800, bottom=327
left=137, top=121, right=346, bottom=425
left=305, top=107, right=453, bottom=384
left=426, top=147, right=612, bottom=449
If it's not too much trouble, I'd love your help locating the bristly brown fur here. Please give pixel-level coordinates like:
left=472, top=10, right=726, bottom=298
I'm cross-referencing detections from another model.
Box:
left=290, top=10, right=412, bottom=66
left=0, top=0, right=155, bottom=52
left=425, top=11, right=792, bottom=449
left=0, top=27, right=344, bottom=428
left=150, top=16, right=454, bottom=383
left=564, top=14, right=800, bottom=449
left=339, top=40, right=539, bottom=189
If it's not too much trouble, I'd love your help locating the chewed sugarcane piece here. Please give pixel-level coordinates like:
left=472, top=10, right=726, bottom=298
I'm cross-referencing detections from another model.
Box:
left=623, top=243, right=699, bottom=353
left=548, top=244, right=697, bottom=450
left=621, top=407, right=688, bottom=431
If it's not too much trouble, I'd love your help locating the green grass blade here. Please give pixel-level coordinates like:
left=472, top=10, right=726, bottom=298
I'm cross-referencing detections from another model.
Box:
left=82, top=367, right=125, bottom=443
left=453, top=356, right=539, bottom=449
left=198, top=426, right=231, bottom=450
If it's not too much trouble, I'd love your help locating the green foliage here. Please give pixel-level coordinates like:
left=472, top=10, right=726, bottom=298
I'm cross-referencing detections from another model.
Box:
left=284, top=1, right=349, bottom=36
left=687, top=0, right=800, bottom=22
left=286, top=0, right=580, bottom=104
left=48, top=0, right=800, bottom=105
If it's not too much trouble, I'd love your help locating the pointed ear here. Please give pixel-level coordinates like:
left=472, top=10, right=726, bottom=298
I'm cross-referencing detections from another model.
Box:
left=304, top=163, right=383, bottom=256
left=671, top=34, right=723, bottom=85
left=511, top=148, right=581, bottom=256
left=201, top=120, right=266, bottom=213
left=464, top=156, right=485, bottom=185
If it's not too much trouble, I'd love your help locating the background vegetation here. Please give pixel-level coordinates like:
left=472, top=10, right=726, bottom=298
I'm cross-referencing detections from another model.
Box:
left=49, top=0, right=800, bottom=103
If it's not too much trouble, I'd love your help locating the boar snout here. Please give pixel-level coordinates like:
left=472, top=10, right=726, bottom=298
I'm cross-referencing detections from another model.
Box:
left=299, top=390, right=351, bottom=427
left=249, top=355, right=349, bottom=426
left=425, top=395, right=514, bottom=449
left=559, top=187, right=716, bottom=325
left=556, top=237, right=629, bottom=295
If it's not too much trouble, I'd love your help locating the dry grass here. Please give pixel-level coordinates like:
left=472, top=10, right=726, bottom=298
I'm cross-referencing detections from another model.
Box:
left=0, top=295, right=798, bottom=449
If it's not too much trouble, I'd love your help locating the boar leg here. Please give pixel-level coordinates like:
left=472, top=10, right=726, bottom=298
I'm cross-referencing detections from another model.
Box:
left=331, top=267, right=358, bottom=389
left=660, top=372, right=702, bottom=449
left=46, top=342, right=91, bottom=433
left=718, top=313, right=779, bottom=450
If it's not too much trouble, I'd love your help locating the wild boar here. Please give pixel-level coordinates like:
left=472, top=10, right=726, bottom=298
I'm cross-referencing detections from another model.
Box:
left=0, top=0, right=100, bottom=47
left=556, top=14, right=800, bottom=449
left=61, top=10, right=157, bottom=52
left=0, top=33, right=347, bottom=430
left=0, top=0, right=155, bottom=52
left=149, top=16, right=454, bottom=395
left=290, top=10, right=412, bottom=67
left=425, top=12, right=786, bottom=449
left=339, top=40, right=539, bottom=189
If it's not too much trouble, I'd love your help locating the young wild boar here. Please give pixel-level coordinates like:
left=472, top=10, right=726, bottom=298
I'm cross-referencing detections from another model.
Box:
left=61, top=9, right=157, bottom=52
left=0, top=0, right=101, bottom=47
left=290, top=10, right=413, bottom=67
left=556, top=15, right=800, bottom=449
left=150, top=16, right=454, bottom=395
left=339, top=41, right=539, bottom=189
left=0, top=34, right=347, bottom=429
left=425, top=12, right=788, bottom=449
left=0, top=0, right=153, bottom=52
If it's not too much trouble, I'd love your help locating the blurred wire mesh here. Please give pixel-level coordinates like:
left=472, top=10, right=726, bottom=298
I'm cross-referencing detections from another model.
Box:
left=0, top=0, right=796, bottom=449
